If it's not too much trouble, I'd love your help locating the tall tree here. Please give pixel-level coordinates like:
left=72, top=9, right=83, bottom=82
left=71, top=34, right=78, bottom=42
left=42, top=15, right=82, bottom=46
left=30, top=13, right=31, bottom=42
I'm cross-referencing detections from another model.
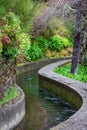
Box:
left=71, top=0, right=83, bottom=74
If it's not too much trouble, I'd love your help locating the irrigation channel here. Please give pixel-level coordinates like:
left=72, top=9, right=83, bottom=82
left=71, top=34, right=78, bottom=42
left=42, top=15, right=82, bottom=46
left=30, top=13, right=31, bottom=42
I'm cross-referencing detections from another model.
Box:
left=16, top=71, right=77, bottom=130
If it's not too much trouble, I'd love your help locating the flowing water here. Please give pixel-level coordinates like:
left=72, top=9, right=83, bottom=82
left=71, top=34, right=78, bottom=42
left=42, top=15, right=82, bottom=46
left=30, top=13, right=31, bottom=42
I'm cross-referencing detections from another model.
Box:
left=16, top=72, right=77, bottom=130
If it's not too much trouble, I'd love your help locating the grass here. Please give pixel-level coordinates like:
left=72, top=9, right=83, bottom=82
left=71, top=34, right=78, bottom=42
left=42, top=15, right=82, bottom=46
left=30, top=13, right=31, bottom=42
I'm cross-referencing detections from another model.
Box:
left=54, top=63, right=87, bottom=83
left=0, top=86, right=20, bottom=107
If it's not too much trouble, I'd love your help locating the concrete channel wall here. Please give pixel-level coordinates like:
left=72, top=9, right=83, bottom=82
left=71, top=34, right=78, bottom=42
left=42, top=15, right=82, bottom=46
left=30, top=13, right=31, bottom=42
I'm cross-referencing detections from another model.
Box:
left=17, top=57, right=71, bottom=75
left=0, top=85, right=25, bottom=130
left=2, top=57, right=86, bottom=130
left=38, top=59, right=87, bottom=130
left=0, top=57, right=70, bottom=130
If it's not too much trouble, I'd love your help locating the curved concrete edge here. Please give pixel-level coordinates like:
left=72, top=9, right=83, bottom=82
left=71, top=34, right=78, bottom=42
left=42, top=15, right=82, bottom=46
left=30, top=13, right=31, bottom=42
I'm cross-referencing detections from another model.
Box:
left=38, top=59, right=87, bottom=130
left=17, top=57, right=71, bottom=75
left=0, top=84, right=25, bottom=130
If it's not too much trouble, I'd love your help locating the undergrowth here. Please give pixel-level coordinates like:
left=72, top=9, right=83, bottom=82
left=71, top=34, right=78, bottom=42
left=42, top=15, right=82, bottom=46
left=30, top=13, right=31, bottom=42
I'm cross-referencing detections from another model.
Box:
left=54, top=63, right=87, bottom=83
left=0, top=86, right=19, bottom=107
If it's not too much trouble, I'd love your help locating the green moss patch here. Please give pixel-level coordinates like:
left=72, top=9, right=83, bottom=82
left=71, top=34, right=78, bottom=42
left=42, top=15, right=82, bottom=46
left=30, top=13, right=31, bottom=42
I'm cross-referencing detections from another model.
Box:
left=0, top=87, right=20, bottom=107
left=54, top=63, right=87, bottom=83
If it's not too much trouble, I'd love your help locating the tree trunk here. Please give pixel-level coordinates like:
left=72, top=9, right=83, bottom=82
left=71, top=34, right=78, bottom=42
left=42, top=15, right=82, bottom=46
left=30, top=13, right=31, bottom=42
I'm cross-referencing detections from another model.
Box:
left=79, top=25, right=87, bottom=65
left=71, top=0, right=83, bottom=74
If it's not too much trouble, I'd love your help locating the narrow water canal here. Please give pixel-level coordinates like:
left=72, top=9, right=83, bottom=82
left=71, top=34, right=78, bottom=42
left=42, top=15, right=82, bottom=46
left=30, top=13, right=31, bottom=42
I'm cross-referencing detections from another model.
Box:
left=16, top=72, right=77, bottom=130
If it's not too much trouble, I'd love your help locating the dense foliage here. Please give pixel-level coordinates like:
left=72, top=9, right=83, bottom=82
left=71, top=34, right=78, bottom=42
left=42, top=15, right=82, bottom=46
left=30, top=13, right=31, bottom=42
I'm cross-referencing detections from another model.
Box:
left=0, top=12, right=73, bottom=62
left=0, top=0, right=75, bottom=62
left=0, top=12, right=31, bottom=61
left=50, top=35, right=72, bottom=52
left=0, top=0, right=41, bottom=31
left=0, top=42, right=2, bottom=56
left=0, top=0, right=86, bottom=64
left=27, top=45, right=43, bottom=61
left=35, top=36, right=50, bottom=52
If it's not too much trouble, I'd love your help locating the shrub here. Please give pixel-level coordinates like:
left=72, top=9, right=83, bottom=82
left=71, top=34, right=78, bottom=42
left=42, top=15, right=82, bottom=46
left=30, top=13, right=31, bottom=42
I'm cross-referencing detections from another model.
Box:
left=50, top=35, right=63, bottom=52
left=16, top=33, right=31, bottom=55
left=2, top=44, right=18, bottom=59
left=68, top=37, right=74, bottom=45
left=50, top=35, right=72, bottom=52
left=3, top=12, right=21, bottom=36
left=0, top=12, right=31, bottom=60
left=1, top=34, right=18, bottom=59
left=36, top=36, right=50, bottom=52
left=27, top=45, right=43, bottom=61
left=0, top=42, right=3, bottom=56
left=62, top=37, right=70, bottom=48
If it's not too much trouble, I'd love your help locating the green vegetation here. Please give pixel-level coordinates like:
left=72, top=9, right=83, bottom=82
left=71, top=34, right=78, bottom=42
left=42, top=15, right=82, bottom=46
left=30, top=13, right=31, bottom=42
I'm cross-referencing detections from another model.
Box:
left=16, top=32, right=31, bottom=55
left=54, top=63, right=87, bottom=83
left=0, top=42, right=3, bottom=56
left=0, top=0, right=86, bottom=108
left=12, top=0, right=41, bottom=32
left=49, top=35, right=72, bottom=52
left=0, top=4, right=74, bottom=63
left=31, top=35, right=73, bottom=60
left=0, top=0, right=41, bottom=31
left=27, top=44, right=43, bottom=61
left=0, top=0, right=86, bottom=112
left=0, top=0, right=86, bottom=64
left=0, top=11, right=73, bottom=62
left=0, top=87, right=19, bottom=107
left=0, top=12, right=31, bottom=61
left=36, top=36, right=50, bottom=52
